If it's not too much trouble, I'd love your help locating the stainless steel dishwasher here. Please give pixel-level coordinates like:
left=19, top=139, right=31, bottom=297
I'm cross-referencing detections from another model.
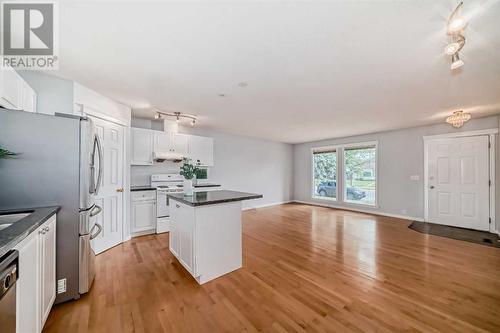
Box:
left=0, top=250, right=19, bottom=333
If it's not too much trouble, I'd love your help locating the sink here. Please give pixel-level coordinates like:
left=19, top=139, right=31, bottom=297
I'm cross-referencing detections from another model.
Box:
left=0, top=212, right=33, bottom=224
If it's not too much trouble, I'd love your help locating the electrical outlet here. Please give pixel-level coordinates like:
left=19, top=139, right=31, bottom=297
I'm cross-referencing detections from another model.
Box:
left=57, top=278, right=66, bottom=294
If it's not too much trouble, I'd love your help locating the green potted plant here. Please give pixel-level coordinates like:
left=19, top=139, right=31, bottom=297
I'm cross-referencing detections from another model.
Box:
left=180, top=158, right=199, bottom=196
left=0, top=146, right=18, bottom=159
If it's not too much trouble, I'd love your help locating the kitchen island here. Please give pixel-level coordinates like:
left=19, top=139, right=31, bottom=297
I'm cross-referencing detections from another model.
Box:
left=167, top=190, right=262, bottom=284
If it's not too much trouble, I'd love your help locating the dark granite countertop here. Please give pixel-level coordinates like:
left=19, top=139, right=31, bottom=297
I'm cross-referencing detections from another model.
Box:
left=0, top=206, right=59, bottom=258
left=131, top=186, right=156, bottom=192
left=194, top=183, right=221, bottom=188
left=168, top=190, right=262, bottom=207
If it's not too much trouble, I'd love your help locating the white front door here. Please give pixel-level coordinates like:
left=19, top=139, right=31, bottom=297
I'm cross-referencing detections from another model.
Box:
left=90, top=116, right=125, bottom=254
left=426, top=135, right=490, bottom=231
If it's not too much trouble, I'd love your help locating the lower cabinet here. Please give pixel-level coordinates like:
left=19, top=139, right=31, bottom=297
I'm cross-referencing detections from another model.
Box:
left=14, top=215, right=57, bottom=333
left=131, top=191, right=157, bottom=235
left=170, top=201, right=195, bottom=274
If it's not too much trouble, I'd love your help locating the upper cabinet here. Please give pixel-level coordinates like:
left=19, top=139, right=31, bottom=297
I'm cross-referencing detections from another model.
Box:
left=0, top=65, right=37, bottom=112
left=189, top=135, right=214, bottom=167
left=131, top=127, right=154, bottom=165
left=154, top=131, right=189, bottom=155
left=131, top=128, right=213, bottom=167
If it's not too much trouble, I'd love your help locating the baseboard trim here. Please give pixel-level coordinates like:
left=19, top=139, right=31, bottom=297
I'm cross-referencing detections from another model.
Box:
left=242, top=201, right=292, bottom=211
left=292, top=200, right=424, bottom=222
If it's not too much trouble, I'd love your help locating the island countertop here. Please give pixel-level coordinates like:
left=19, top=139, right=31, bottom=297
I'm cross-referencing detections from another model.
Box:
left=168, top=190, right=262, bottom=207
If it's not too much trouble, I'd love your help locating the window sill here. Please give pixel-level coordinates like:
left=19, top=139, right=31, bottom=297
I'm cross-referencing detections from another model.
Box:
left=311, top=196, right=337, bottom=202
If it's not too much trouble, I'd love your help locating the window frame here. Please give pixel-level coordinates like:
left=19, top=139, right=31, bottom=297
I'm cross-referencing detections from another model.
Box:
left=310, top=141, right=379, bottom=208
left=310, top=146, right=339, bottom=202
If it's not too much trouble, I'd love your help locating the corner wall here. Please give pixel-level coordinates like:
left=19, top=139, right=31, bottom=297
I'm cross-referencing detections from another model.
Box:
left=293, top=115, right=499, bottom=222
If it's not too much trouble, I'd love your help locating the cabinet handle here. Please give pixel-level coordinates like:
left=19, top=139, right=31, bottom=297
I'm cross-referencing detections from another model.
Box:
left=176, top=204, right=180, bottom=208
left=45, top=227, right=49, bottom=232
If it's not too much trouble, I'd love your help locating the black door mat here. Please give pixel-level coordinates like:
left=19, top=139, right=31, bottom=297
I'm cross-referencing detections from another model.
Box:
left=409, top=221, right=500, bottom=248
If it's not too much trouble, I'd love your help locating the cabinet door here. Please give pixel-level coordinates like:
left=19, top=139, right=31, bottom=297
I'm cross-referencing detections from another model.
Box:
left=172, top=133, right=189, bottom=155
left=14, top=230, right=40, bottom=333
left=40, top=218, right=56, bottom=327
left=131, top=128, right=153, bottom=165
left=22, top=81, right=37, bottom=113
left=0, top=67, right=23, bottom=109
left=174, top=202, right=195, bottom=273
left=169, top=209, right=179, bottom=257
left=132, top=201, right=156, bottom=232
left=154, top=131, right=172, bottom=152
left=188, top=135, right=214, bottom=166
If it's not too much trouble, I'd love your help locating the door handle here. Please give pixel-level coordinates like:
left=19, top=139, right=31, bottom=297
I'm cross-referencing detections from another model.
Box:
left=90, top=223, right=103, bottom=240
left=90, top=204, right=102, bottom=217
left=116, top=188, right=124, bottom=192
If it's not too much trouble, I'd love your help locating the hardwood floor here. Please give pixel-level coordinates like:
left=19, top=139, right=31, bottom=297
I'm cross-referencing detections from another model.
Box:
left=43, top=203, right=500, bottom=332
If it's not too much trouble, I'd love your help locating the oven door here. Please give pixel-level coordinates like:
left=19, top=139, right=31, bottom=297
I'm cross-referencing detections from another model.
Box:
left=156, top=190, right=170, bottom=218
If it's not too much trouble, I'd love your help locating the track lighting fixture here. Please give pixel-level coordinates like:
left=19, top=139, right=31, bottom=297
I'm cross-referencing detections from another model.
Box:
left=450, top=53, right=464, bottom=70
left=153, top=108, right=197, bottom=126
left=446, top=2, right=467, bottom=70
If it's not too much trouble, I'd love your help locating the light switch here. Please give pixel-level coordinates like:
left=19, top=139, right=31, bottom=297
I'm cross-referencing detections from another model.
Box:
left=410, top=175, right=420, bottom=181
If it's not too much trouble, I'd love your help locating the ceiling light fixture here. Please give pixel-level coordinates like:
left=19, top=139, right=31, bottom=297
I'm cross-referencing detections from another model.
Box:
left=446, top=110, right=471, bottom=128
left=153, top=109, right=197, bottom=126
left=450, top=53, right=464, bottom=70
left=446, top=1, right=467, bottom=70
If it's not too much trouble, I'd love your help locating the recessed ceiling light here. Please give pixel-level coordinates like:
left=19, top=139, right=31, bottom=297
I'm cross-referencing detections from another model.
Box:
left=238, top=82, right=248, bottom=87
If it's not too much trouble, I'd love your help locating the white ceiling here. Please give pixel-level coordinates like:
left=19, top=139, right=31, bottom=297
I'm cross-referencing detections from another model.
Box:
left=51, top=0, right=500, bottom=143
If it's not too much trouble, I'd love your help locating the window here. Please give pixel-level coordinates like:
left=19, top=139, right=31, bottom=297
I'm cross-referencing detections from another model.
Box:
left=344, top=145, right=376, bottom=205
left=312, top=150, right=337, bottom=200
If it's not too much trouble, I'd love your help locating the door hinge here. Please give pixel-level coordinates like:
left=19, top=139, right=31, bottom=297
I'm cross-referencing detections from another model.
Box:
left=488, top=142, right=491, bottom=149
left=489, top=180, right=492, bottom=186
left=489, top=217, right=492, bottom=224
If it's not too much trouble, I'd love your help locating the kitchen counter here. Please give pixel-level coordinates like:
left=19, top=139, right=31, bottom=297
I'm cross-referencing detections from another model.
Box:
left=193, top=183, right=221, bottom=188
left=0, top=206, right=59, bottom=258
left=168, top=190, right=262, bottom=207
left=131, top=186, right=156, bottom=192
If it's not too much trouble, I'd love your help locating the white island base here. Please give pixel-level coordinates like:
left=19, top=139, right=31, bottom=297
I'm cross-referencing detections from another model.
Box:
left=169, top=200, right=243, bottom=284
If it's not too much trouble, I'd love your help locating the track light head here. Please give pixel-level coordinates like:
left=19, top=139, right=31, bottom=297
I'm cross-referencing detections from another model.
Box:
left=451, top=53, right=464, bottom=70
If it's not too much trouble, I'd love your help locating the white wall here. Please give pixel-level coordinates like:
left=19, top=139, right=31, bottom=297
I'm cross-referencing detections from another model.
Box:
left=130, top=118, right=294, bottom=209
left=17, top=71, right=74, bottom=115
left=293, top=115, right=500, bottom=221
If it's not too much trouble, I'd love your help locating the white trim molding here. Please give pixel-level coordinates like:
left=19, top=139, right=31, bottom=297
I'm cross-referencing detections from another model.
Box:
left=293, top=200, right=424, bottom=222
left=423, top=129, right=497, bottom=233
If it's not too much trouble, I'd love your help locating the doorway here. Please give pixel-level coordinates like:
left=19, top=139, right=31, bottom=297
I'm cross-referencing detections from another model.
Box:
left=424, top=133, right=493, bottom=231
left=89, top=116, right=125, bottom=254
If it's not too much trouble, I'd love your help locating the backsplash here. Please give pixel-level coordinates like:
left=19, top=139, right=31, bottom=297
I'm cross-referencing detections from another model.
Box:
left=131, top=163, right=180, bottom=186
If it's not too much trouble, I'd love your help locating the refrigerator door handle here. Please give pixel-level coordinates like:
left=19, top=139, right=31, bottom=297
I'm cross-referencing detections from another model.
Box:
left=89, top=223, right=102, bottom=240
left=89, top=204, right=102, bottom=218
left=92, top=134, right=104, bottom=195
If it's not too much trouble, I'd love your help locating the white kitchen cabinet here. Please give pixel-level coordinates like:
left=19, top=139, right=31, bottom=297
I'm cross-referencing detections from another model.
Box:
left=15, top=215, right=57, bottom=333
left=154, top=131, right=189, bottom=155
left=131, top=128, right=154, bottom=165
left=170, top=201, right=195, bottom=274
left=154, top=131, right=172, bottom=153
left=15, top=228, right=40, bottom=333
left=173, top=133, right=189, bottom=155
left=40, top=217, right=56, bottom=325
left=189, top=135, right=214, bottom=166
left=131, top=190, right=157, bottom=234
left=21, top=81, right=37, bottom=113
left=0, top=66, right=23, bottom=110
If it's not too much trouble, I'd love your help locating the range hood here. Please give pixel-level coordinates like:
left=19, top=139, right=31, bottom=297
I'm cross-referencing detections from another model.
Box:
left=154, top=151, right=184, bottom=162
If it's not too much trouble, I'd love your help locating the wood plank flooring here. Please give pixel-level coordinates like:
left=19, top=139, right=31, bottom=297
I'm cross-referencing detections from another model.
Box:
left=43, top=203, right=500, bottom=332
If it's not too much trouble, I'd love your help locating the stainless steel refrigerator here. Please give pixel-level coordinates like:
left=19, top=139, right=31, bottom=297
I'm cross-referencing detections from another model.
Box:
left=0, top=108, right=103, bottom=303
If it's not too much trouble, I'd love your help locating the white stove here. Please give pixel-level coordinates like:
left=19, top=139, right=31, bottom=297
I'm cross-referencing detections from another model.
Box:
left=151, top=173, right=184, bottom=233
